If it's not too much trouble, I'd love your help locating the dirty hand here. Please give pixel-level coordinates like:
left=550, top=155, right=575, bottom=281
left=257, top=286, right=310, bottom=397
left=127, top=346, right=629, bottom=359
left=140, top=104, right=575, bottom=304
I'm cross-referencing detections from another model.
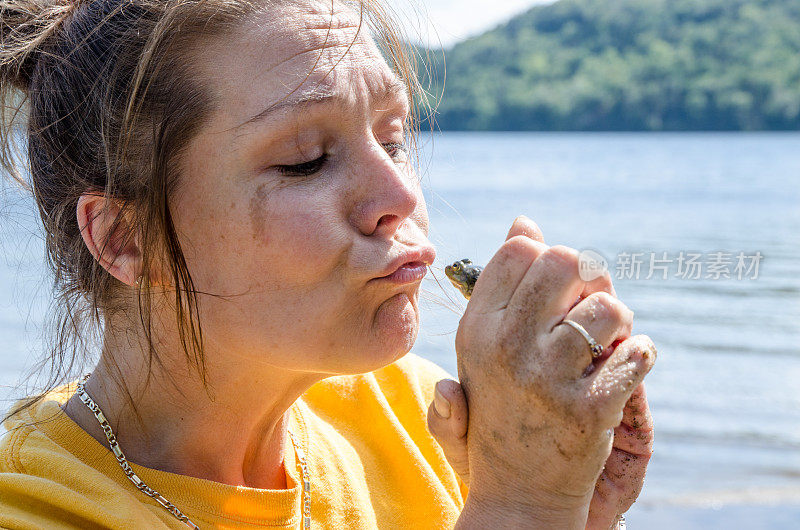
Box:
left=427, top=379, right=653, bottom=529
left=428, top=216, right=656, bottom=528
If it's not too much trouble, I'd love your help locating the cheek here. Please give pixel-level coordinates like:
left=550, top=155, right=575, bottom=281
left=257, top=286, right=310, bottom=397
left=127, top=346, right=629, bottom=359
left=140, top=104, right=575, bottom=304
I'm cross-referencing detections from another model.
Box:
left=246, top=184, right=348, bottom=280
left=248, top=184, right=271, bottom=244
left=174, top=180, right=348, bottom=295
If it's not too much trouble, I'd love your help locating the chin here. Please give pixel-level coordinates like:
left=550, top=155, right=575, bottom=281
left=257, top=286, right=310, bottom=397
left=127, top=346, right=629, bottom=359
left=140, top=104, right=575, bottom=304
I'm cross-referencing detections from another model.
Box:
left=335, top=292, right=420, bottom=375
left=376, top=292, right=419, bottom=351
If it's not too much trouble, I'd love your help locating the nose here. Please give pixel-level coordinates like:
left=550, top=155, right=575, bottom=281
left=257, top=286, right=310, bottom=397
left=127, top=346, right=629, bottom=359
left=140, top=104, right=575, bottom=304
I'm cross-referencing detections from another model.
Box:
left=350, top=140, right=420, bottom=238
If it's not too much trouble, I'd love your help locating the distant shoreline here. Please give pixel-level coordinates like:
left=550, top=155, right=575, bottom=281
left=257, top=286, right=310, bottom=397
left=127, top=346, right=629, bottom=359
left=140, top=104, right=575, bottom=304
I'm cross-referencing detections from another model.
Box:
left=419, top=0, right=800, bottom=133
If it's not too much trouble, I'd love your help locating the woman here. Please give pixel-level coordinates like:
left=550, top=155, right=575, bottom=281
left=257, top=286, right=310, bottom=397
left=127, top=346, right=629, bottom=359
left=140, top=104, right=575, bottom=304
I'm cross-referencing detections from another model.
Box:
left=0, top=0, right=656, bottom=528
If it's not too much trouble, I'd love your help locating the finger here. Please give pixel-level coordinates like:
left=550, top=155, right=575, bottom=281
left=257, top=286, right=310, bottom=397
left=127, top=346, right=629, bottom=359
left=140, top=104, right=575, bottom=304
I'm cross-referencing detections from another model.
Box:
left=547, top=292, right=634, bottom=375
left=508, top=245, right=586, bottom=333
left=614, top=384, right=654, bottom=455
left=504, top=218, right=615, bottom=312
left=580, top=269, right=617, bottom=300
left=621, top=383, right=653, bottom=431
left=588, top=388, right=654, bottom=530
left=506, top=218, right=614, bottom=315
left=586, top=335, right=658, bottom=426
left=613, top=422, right=654, bottom=458
left=505, top=221, right=615, bottom=309
left=426, top=380, right=470, bottom=483
left=565, top=270, right=616, bottom=318
left=587, top=471, right=624, bottom=530
left=602, top=447, right=649, bottom=512
left=505, top=215, right=546, bottom=244
left=468, top=235, right=548, bottom=313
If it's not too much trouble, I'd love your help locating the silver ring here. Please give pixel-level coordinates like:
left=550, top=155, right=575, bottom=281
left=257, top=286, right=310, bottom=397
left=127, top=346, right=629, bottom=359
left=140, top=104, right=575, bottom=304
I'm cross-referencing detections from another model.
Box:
left=558, top=319, right=604, bottom=358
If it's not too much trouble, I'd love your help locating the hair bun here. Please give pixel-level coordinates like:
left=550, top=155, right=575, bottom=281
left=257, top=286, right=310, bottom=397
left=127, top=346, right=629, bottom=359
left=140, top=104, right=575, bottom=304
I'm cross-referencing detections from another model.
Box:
left=1, top=1, right=75, bottom=91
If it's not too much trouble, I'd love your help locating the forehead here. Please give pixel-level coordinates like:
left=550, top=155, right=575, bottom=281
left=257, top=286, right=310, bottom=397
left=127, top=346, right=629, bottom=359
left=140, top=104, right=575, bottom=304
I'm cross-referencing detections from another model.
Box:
left=195, top=0, right=403, bottom=128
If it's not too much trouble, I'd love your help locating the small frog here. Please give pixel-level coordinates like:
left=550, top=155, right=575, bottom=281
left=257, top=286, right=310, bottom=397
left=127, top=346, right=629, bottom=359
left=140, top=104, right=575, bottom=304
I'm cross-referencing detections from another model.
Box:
left=444, top=259, right=484, bottom=300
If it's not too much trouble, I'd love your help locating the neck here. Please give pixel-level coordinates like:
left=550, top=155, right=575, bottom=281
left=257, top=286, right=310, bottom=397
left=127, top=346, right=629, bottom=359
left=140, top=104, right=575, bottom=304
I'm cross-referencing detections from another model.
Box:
left=62, top=327, right=323, bottom=489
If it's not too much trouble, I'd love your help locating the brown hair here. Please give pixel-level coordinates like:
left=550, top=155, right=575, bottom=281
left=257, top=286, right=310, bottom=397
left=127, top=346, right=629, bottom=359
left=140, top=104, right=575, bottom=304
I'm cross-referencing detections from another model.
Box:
left=1, top=0, right=430, bottom=422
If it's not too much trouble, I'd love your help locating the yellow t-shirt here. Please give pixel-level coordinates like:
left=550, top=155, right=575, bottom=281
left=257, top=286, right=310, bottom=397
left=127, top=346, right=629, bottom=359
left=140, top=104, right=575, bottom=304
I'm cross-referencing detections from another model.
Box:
left=0, top=353, right=468, bottom=529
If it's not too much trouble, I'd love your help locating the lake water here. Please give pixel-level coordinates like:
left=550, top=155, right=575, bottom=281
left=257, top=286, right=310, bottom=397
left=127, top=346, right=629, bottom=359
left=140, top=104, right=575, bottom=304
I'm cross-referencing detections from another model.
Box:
left=2, top=132, right=799, bottom=525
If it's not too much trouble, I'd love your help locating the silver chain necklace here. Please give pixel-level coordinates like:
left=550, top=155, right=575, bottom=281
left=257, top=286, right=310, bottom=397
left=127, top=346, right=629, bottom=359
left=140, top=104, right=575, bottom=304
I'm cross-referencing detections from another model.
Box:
left=75, top=374, right=311, bottom=529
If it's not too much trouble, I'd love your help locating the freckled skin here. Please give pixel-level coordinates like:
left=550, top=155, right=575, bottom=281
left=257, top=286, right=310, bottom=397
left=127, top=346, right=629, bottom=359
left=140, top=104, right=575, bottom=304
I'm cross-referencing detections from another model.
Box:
left=172, top=1, right=432, bottom=375
left=249, top=184, right=271, bottom=242
left=444, top=259, right=483, bottom=299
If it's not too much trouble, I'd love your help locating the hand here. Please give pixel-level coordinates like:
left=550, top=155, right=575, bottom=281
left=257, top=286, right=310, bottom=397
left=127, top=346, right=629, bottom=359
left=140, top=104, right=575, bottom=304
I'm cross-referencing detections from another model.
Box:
left=427, top=380, right=654, bottom=529
left=428, top=216, right=656, bottom=527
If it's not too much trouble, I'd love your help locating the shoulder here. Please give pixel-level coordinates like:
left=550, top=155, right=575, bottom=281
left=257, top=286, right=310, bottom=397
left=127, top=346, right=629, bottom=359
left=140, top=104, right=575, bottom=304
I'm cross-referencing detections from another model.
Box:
left=0, top=423, right=91, bottom=527
left=0, top=421, right=33, bottom=475
left=0, top=400, right=158, bottom=529
left=1, top=416, right=90, bottom=523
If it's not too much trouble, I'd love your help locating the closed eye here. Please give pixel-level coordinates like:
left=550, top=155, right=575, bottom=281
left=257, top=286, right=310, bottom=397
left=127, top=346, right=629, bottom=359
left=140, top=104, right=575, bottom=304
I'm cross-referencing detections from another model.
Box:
left=275, top=154, right=328, bottom=177
left=383, top=141, right=408, bottom=161
left=274, top=142, right=408, bottom=177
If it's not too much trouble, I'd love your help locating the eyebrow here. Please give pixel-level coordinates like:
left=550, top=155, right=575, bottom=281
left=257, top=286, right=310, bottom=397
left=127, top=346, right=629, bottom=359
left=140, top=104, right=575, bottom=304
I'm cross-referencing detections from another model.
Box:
left=240, top=78, right=409, bottom=128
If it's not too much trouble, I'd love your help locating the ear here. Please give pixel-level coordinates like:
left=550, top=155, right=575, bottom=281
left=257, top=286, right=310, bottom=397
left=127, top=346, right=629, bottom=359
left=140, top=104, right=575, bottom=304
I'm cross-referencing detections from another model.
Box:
left=77, top=193, right=142, bottom=286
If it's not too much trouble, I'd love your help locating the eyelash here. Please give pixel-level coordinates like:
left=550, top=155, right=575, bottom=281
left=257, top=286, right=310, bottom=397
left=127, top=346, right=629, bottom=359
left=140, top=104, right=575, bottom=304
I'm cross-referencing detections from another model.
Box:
left=275, top=142, right=409, bottom=177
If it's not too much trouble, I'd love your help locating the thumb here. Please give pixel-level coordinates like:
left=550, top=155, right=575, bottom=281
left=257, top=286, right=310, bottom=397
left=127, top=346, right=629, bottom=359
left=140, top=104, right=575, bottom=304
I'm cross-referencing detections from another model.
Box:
left=426, top=379, right=470, bottom=484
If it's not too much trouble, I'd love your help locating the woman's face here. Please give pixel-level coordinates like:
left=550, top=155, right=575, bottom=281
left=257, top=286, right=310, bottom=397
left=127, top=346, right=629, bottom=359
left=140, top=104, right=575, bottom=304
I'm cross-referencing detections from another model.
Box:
left=169, top=0, right=434, bottom=374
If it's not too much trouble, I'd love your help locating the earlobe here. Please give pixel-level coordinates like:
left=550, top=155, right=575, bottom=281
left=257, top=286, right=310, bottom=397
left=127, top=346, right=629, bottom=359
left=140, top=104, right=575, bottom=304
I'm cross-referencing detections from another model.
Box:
left=76, top=193, right=142, bottom=286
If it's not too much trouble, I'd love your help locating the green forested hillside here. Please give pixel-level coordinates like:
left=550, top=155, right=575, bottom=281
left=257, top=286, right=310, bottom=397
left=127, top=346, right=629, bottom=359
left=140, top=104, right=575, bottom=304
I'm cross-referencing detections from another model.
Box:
left=419, top=0, right=800, bottom=130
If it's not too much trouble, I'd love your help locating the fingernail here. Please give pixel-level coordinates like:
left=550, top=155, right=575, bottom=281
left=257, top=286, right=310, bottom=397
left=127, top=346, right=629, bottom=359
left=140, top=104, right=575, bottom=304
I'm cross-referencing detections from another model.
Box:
left=434, top=386, right=451, bottom=419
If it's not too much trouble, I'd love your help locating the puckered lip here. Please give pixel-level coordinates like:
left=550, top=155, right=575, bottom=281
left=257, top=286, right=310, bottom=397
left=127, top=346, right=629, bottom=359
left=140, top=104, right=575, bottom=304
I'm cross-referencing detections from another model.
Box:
left=373, top=245, right=437, bottom=281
